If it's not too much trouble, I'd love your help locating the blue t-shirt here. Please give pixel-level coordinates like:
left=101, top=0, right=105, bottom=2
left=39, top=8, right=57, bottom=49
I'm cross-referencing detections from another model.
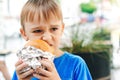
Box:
left=12, top=52, right=92, bottom=80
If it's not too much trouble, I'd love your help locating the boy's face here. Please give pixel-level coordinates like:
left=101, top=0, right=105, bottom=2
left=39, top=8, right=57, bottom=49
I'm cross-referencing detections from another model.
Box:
left=20, top=16, right=64, bottom=50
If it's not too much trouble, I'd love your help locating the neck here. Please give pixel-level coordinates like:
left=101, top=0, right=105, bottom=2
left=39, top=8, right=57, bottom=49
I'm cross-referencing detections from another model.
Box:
left=54, top=49, right=64, bottom=57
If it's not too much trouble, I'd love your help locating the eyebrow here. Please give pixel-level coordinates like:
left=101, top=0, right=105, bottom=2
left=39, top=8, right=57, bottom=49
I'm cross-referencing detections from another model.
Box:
left=31, top=26, right=43, bottom=30
left=32, top=24, right=60, bottom=28
left=50, top=24, right=60, bottom=27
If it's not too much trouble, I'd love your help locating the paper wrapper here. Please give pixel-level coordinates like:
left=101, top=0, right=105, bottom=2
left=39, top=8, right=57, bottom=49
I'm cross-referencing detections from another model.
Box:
left=16, top=46, right=55, bottom=73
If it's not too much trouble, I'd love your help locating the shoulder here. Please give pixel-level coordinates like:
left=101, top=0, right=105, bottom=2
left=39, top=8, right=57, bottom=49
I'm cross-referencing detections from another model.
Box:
left=62, top=52, right=86, bottom=65
left=64, top=52, right=85, bottom=62
left=62, top=52, right=92, bottom=79
left=54, top=52, right=88, bottom=69
left=65, top=52, right=92, bottom=80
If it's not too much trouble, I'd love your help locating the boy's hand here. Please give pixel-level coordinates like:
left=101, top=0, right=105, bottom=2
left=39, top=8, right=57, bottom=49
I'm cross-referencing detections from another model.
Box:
left=15, top=59, right=34, bottom=80
left=33, top=59, right=61, bottom=80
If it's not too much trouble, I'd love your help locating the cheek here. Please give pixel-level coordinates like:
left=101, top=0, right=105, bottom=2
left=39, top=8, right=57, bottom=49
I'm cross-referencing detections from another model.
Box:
left=54, top=36, right=61, bottom=47
left=25, top=32, right=41, bottom=40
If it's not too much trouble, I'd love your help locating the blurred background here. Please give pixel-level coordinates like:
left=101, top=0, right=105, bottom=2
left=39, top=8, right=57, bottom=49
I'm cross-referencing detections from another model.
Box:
left=0, top=0, right=120, bottom=80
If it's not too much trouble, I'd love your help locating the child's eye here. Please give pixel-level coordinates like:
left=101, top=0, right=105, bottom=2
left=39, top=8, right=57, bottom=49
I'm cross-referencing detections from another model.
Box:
left=51, top=28, right=58, bottom=31
left=33, top=30, right=42, bottom=33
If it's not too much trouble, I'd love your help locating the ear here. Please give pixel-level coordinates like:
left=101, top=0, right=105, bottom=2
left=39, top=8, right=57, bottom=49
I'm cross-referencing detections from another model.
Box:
left=61, top=23, right=64, bottom=35
left=20, top=28, right=28, bottom=41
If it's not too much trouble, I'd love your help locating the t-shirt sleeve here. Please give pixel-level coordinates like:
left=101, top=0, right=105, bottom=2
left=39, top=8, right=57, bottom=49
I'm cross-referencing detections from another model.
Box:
left=74, top=58, right=92, bottom=80
left=12, top=71, right=18, bottom=80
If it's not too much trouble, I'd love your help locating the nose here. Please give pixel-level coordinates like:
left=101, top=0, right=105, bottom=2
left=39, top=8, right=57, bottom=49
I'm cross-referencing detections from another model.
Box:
left=41, top=32, right=52, bottom=41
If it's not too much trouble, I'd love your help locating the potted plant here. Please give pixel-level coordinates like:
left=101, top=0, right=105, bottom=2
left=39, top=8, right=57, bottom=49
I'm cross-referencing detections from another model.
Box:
left=80, top=2, right=97, bottom=14
left=61, top=24, right=112, bottom=80
left=80, top=1, right=97, bottom=22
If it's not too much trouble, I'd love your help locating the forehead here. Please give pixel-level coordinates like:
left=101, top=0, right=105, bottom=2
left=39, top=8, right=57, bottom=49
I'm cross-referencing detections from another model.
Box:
left=25, top=19, right=62, bottom=29
left=31, top=12, right=61, bottom=23
left=21, top=2, right=63, bottom=26
left=25, top=12, right=62, bottom=26
left=30, top=11, right=60, bottom=22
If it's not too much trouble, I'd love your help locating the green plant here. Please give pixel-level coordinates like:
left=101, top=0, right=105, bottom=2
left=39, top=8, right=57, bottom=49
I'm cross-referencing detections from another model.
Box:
left=80, top=2, right=97, bottom=14
left=93, top=28, right=111, bottom=40
left=61, top=24, right=112, bottom=60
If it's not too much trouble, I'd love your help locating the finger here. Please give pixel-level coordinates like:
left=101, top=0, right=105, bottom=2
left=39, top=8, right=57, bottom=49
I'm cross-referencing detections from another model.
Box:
left=16, top=62, right=28, bottom=73
left=15, top=59, right=23, bottom=67
left=35, top=67, right=50, bottom=77
left=40, top=59, right=54, bottom=71
left=19, top=69, right=34, bottom=79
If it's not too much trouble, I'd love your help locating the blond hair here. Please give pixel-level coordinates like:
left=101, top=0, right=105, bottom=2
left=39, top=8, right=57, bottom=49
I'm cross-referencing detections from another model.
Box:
left=20, top=0, right=63, bottom=29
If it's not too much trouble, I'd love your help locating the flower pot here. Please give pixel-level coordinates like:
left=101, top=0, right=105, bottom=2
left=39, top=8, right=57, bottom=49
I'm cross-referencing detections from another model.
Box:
left=74, top=52, right=110, bottom=80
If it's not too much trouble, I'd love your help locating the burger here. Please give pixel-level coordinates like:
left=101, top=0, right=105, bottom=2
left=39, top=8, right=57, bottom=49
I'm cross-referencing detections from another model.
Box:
left=17, top=40, right=55, bottom=73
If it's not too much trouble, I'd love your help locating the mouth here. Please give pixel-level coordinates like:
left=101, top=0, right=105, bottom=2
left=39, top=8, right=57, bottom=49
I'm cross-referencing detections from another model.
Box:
left=49, top=44, right=53, bottom=47
left=47, top=42, right=53, bottom=47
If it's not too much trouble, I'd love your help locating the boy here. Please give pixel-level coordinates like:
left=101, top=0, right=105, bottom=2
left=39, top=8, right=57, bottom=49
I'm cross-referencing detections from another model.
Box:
left=12, top=0, right=92, bottom=80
